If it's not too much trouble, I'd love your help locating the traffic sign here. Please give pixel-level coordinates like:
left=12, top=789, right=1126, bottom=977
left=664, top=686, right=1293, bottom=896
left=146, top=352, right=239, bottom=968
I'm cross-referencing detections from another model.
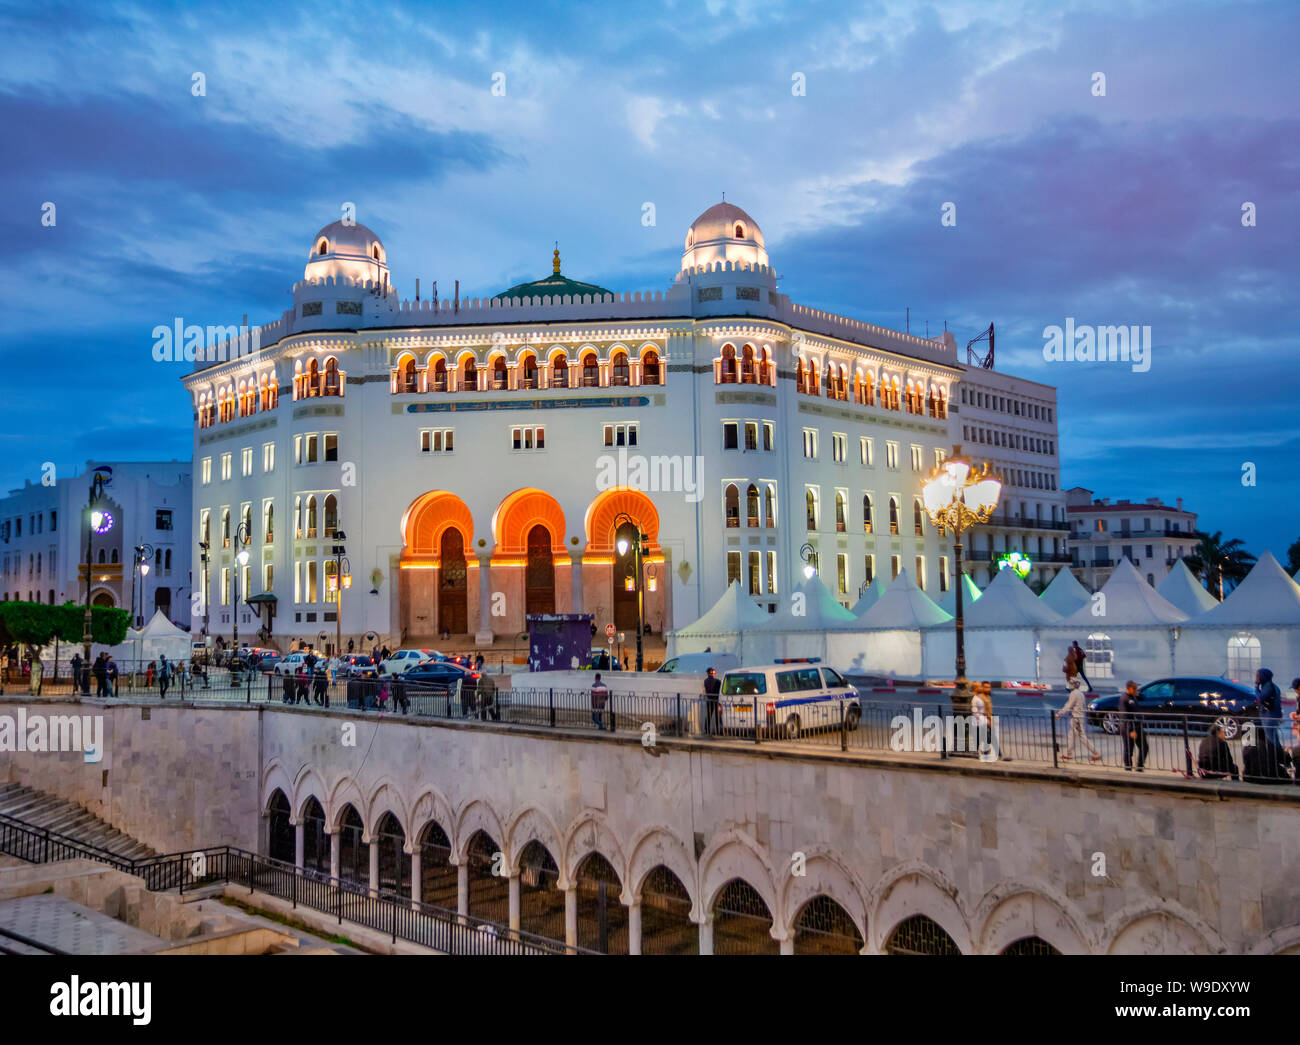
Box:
left=605, top=623, right=616, bottom=638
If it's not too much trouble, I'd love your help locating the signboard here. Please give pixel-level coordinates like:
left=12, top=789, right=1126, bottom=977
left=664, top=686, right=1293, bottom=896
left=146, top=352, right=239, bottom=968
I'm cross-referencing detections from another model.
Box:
left=605, top=623, right=616, bottom=639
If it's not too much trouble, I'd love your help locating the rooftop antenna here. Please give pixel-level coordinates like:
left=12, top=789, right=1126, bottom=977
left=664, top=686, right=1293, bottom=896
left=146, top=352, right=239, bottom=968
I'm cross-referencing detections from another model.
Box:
left=906, top=307, right=910, bottom=334
left=966, top=322, right=995, bottom=368
left=415, top=278, right=420, bottom=302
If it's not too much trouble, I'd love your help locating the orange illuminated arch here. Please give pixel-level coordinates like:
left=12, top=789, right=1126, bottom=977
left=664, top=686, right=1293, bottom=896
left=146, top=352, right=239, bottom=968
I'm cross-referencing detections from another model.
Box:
left=491, top=488, right=567, bottom=556
left=584, top=487, right=661, bottom=556
left=401, top=491, right=475, bottom=557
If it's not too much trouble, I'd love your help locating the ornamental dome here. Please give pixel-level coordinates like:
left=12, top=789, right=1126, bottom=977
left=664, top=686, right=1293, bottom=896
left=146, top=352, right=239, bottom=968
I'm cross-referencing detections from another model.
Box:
left=493, top=247, right=612, bottom=302
left=304, top=220, right=390, bottom=285
left=682, top=202, right=769, bottom=272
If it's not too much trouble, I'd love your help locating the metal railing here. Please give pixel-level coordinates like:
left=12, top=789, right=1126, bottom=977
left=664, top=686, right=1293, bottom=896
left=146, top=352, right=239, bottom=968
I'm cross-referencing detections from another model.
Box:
left=0, top=812, right=580, bottom=955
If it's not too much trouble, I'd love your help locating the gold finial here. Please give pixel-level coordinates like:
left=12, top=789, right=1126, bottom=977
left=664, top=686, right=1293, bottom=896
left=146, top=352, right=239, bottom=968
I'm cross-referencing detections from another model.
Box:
left=553, top=243, right=561, bottom=274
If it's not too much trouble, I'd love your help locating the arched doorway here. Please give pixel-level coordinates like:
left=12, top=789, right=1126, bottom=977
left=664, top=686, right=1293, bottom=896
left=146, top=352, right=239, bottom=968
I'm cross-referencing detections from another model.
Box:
left=575, top=852, right=628, bottom=954
left=792, top=895, right=864, bottom=954
left=885, top=914, right=961, bottom=955
left=517, top=840, right=564, bottom=941
left=712, top=879, right=778, bottom=954
left=640, top=865, right=697, bottom=955
left=613, top=520, right=639, bottom=631
left=419, top=822, right=457, bottom=910
left=525, top=524, right=555, bottom=615
left=301, top=797, right=329, bottom=874
left=267, top=790, right=293, bottom=864
left=337, top=804, right=366, bottom=883
left=465, top=830, right=509, bottom=924
left=1002, top=936, right=1061, bottom=956
left=375, top=812, right=409, bottom=897
left=439, top=529, right=468, bottom=635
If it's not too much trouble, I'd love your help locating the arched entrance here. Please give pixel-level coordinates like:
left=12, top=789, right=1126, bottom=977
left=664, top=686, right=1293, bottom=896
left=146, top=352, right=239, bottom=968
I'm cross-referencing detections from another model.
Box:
left=439, top=529, right=468, bottom=635
left=266, top=790, right=293, bottom=864
left=1002, top=936, right=1061, bottom=956
left=885, top=914, right=961, bottom=955
left=575, top=852, right=628, bottom=954
left=640, top=865, right=697, bottom=955
left=517, top=840, right=564, bottom=941
left=712, top=879, right=778, bottom=955
left=337, top=804, right=366, bottom=883
left=525, top=525, right=555, bottom=615
left=613, top=521, right=639, bottom=631
left=583, top=486, right=665, bottom=636
left=792, top=895, right=864, bottom=954
left=465, top=830, right=509, bottom=924
left=375, top=812, right=409, bottom=896
left=301, top=797, right=329, bottom=874
left=418, top=822, right=457, bottom=909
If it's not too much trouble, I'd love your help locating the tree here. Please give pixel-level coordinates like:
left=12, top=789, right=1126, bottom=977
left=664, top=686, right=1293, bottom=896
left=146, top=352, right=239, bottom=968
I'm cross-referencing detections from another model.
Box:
left=1185, top=531, right=1257, bottom=601
left=1287, top=538, right=1300, bottom=578
left=55, top=602, right=130, bottom=647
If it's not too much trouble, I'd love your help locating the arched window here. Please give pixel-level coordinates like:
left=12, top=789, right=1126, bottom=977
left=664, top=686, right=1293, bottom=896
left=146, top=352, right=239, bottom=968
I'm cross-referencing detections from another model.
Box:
left=581, top=352, right=599, bottom=387
left=796, top=359, right=807, bottom=394
left=611, top=352, right=630, bottom=386
left=323, top=494, right=338, bottom=537
left=324, top=357, right=340, bottom=395
left=914, top=499, right=924, bottom=536
left=889, top=497, right=899, bottom=535
left=111, top=548, right=119, bottom=564
left=372, top=244, right=380, bottom=259
left=758, top=346, right=771, bottom=385
left=307, top=358, right=321, bottom=397
left=521, top=353, right=538, bottom=389
left=164, top=549, right=172, bottom=570
left=746, top=484, right=759, bottom=527
left=740, top=344, right=755, bottom=383
left=305, top=496, right=318, bottom=539
left=264, top=503, right=273, bottom=542
left=492, top=356, right=507, bottom=390
left=98, top=549, right=106, bottom=564
left=735, top=223, right=745, bottom=238
left=398, top=357, right=416, bottom=393
left=724, top=484, right=740, bottom=528
left=642, top=350, right=660, bottom=386
left=806, top=489, right=818, bottom=531
left=765, top=484, right=776, bottom=528
left=552, top=354, right=569, bottom=388
left=835, top=491, right=847, bottom=532
left=293, top=496, right=302, bottom=539
left=863, top=494, right=873, bottom=534
left=720, top=344, right=737, bottom=384
left=317, top=239, right=328, bottom=255
left=824, top=362, right=835, bottom=399
left=432, top=357, right=447, bottom=392
left=221, top=509, right=231, bottom=547
left=241, top=505, right=252, bottom=534
left=462, top=356, right=477, bottom=391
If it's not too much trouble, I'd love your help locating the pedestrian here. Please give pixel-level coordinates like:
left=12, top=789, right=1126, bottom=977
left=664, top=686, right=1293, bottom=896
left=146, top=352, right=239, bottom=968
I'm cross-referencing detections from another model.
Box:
left=702, top=667, right=721, bottom=735
left=1197, top=724, right=1239, bottom=780
left=70, top=653, right=83, bottom=695
left=392, top=674, right=407, bottom=715
left=93, top=653, right=108, bottom=698
left=304, top=648, right=318, bottom=675
left=1069, top=640, right=1091, bottom=691
left=106, top=657, right=119, bottom=697
left=1242, top=730, right=1293, bottom=785
left=1055, top=676, right=1100, bottom=761
left=146, top=661, right=156, bottom=687
left=347, top=638, right=355, bottom=654
left=158, top=654, right=171, bottom=699
left=971, top=681, right=1001, bottom=760
left=1255, top=667, right=1283, bottom=746
left=1119, top=680, right=1148, bottom=771
left=281, top=671, right=295, bottom=704
left=474, top=653, right=485, bottom=673
left=1289, top=677, right=1300, bottom=757
left=294, top=667, right=310, bottom=705
left=590, top=672, right=609, bottom=731
left=312, top=664, right=328, bottom=706
left=380, top=645, right=391, bottom=662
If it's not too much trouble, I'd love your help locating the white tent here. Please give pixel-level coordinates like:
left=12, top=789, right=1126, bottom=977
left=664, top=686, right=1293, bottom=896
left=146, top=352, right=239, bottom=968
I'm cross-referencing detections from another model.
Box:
left=923, top=568, right=1059, bottom=681
left=1039, top=567, right=1091, bottom=617
left=965, top=568, right=1062, bottom=628
left=111, top=608, right=192, bottom=667
left=857, top=569, right=952, bottom=629
left=935, top=573, right=982, bottom=617
left=1174, top=551, right=1300, bottom=680
left=668, top=580, right=769, bottom=657
left=1156, top=559, right=1218, bottom=618
left=742, top=575, right=860, bottom=663
left=850, top=576, right=888, bottom=616
left=838, top=570, right=951, bottom=677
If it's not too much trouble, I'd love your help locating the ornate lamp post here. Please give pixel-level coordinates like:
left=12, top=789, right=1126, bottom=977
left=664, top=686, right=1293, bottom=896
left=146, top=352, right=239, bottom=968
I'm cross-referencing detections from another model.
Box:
left=132, top=542, right=155, bottom=628
left=232, top=522, right=251, bottom=676
left=81, top=467, right=112, bottom=678
left=328, top=530, right=351, bottom=658
left=921, top=448, right=1002, bottom=722
left=799, top=542, right=818, bottom=580
left=614, top=512, right=646, bottom=671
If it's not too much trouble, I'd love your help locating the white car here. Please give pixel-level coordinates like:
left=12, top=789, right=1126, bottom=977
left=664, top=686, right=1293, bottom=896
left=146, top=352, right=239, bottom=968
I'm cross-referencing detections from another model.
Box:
left=273, top=651, right=325, bottom=676
left=718, top=661, right=861, bottom=739
left=377, top=649, right=442, bottom=676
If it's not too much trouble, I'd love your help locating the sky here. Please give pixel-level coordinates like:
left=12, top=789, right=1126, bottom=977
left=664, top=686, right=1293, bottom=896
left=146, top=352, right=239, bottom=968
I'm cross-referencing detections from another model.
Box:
left=1, top=0, right=1297, bottom=560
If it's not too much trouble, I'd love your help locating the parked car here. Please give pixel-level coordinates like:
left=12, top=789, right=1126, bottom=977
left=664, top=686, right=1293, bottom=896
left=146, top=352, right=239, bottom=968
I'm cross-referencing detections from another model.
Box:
left=273, top=651, right=324, bottom=677
left=403, top=662, right=495, bottom=712
left=718, top=662, right=861, bottom=739
left=377, top=649, right=442, bottom=676
left=582, top=649, right=624, bottom=671
left=247, top=649, right=282, bottom=673
left=657, top=652, right=740, bottom=674
left=1087, top=676, right=1259, bottom=739
left=330, top=653, right=377, bottom=679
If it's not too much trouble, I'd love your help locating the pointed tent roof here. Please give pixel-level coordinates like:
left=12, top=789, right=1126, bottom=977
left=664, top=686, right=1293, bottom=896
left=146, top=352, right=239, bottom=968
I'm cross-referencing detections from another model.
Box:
left=673, top=580, right=770, bottom=637
left=935, top=573, right=982, bottom=617
left=1156, top=559, right=1219, bottom=617
left=858, top=569, right=952, bottom=629
left=850, top=576, right=888, bottom=617
left=138, top=607, right=188, bottom=639
left=1192, top=550, right=1300, bottom=627
left=965, top=567, right=1061, bottom=627
left=1040, top=567, right=1092, bottom=617
left=1056, top=557, right=1187, bottom=627
left=759, top=575, right=859, bottom=631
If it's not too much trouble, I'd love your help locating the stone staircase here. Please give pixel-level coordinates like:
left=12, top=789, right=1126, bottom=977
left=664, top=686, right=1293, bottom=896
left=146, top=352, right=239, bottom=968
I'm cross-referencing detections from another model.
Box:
left=0, top=782, right=156, bottom=862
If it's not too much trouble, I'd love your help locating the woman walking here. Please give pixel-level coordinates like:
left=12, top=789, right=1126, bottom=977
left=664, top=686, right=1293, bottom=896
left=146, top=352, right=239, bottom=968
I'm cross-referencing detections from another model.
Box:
left=1056, top=676, right=1100, bottom=762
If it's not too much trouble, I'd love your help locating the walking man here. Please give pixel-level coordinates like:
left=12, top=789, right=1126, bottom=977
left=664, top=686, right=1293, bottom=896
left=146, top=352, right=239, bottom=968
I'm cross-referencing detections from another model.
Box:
left=702, top=667, right=721, bottom=735
left=93, top=653, right=108, bottom=698
left=1069, top=640, right=1091, bottom=691
left=71, top=653, right=83, bottom=696
left=590, top=672, right=609, bottom=731
left=105, top=657, right=118, bottom=698
left=1056, top=676, right=1100, bottom=761
left=312, top=664, right=329, bottom=706
left=1256, top=667, right=1283, bottom=746
left=158, top=654, right=171, bottom=699
left=1119, top=680, right=1147, bottom=771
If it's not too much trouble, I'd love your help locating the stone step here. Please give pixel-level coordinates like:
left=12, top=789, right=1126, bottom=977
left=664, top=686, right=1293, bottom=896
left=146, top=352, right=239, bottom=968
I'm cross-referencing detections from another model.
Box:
left=0, top=784, right=157, bottom=861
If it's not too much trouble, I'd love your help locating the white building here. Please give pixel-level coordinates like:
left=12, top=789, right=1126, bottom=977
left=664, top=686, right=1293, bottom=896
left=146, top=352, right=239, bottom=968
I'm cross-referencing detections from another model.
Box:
left=1065, top=487, right=1198, bottom=590
left=182, top=203, right=1062, bottom=653
left=0, top=460, right=192, bottom=626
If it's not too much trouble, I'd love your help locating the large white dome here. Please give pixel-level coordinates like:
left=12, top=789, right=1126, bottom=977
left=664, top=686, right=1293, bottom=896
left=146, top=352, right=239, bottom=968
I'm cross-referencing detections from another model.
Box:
left=682, top=202, right=769, bottom=272
left=304, top=220, right=390, bottom=284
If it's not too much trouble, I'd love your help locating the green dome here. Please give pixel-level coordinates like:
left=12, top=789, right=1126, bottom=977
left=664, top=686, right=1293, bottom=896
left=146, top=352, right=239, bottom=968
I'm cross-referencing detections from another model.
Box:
left=494, top=248, right=611, bottom=302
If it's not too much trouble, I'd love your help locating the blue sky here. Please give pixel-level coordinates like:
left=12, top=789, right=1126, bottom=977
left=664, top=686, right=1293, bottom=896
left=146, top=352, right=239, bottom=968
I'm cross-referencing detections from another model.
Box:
left=1, top=0, right=1297, bottom=559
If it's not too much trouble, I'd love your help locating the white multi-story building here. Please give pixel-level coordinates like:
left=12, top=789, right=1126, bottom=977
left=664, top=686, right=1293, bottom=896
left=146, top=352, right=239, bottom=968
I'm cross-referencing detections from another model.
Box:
left=1066, top=487, right=1198, bottom=590
left=0, top=460, right=192, bottom=625
left=181, top=203, right=1061, bottom=652
left=949, top=367, right=1067, bottom=590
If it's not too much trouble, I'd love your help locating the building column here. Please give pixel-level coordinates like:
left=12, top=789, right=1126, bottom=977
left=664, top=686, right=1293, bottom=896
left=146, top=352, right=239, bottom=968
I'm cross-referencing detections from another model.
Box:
left=628, top=901, right=642, bottom=955
left=570, top=552, right=584, bottom=614
left=697, top=915, right=713, bottom=955
left=368, top=838, right=380, bottom=898
left=475, top=553, right=494, bottom=645
left=779, top=935, right=794, bottom=955
left=329, top=830, right=340, bottom=881
left=409, top=849, right=422, bottom=911
left=508, top=874, right=521, bottom=932
left=457, top=862, right=469, bottom=920
left=293, top=821, right=304, bottom=869
left=564, top=886, right=578, bottom=951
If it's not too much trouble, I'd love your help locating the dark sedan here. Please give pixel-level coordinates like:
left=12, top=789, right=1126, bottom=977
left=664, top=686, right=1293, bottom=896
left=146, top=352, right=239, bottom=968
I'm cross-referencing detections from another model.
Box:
left=403, top=662, right=496, bottom=713
left=1087, top=676, right=1259, bottom=739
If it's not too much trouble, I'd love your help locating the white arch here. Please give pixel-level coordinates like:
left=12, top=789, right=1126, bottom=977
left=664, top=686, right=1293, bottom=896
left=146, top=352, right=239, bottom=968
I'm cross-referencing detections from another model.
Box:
left=1101, top=899, right=1226, bottom=955
left=973, top=881, right=1092, bottom=955
left=870, top=862, right=972, bottom=954
left=453, top=799, right=506, bottom=864
left=562, top=811, right=628, bottom=894
left=625, top=825, right=700, bottom=919
left=698, top=829, right=780, bottom=935
left=780, top=846, right=869, bottom=948
left=503, top=805, right=565, bottom=877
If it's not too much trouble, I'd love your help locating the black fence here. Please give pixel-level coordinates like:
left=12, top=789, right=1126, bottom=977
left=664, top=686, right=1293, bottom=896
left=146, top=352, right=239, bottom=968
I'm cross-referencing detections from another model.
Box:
left=0, top=812, right=579, bottom=955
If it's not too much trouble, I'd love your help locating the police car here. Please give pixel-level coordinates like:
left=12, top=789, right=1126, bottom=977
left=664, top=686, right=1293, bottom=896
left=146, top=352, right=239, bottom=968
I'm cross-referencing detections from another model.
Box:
left=717, top=660, right=861, bottom=739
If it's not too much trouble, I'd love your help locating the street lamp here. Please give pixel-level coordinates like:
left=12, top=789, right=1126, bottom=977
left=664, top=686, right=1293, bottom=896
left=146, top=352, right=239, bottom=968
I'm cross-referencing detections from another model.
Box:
left=81, top=466, right=112, bottom=689
left=328, top=530, right=351, bottom=658
left=132, top=542, right=155, bottom=628
left=799, top=542, right=818, bottom=580
left=232, top=522, right=251, bottom=672
left=614, top=512, right=647, bottom=671
left=920, top=447, right=1002, bottom=726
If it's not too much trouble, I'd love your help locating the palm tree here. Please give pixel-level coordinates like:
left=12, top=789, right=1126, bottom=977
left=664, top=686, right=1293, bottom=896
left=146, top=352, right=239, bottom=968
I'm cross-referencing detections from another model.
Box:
left=1185, top=531, right=1256, bottom=600
left=1287, top=537, right=1300, bottom=578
